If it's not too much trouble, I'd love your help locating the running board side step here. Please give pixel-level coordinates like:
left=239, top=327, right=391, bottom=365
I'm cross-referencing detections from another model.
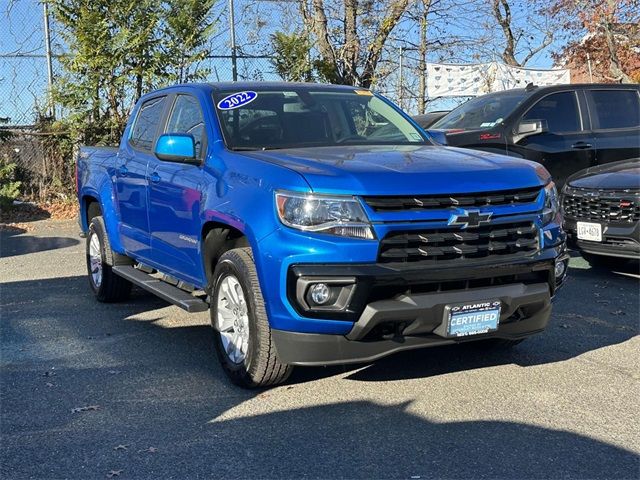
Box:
left=112, top=266, right=209, bottom=313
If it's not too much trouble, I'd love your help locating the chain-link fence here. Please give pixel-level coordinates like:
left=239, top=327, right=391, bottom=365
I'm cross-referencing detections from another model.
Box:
left=0, top=0, right=441, bottom=202
left=0, top=0, right=289, bottom=200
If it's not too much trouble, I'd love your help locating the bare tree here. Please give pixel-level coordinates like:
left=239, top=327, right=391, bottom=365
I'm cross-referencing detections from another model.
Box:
left=491, top=0, right=554, bottom=66
left=299, top=0, right=411, bottom=87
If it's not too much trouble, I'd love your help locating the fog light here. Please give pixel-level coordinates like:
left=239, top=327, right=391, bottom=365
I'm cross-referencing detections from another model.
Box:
left=555, top=259, right=566, bottom=278
left=309, top=283, right=330, bottom=305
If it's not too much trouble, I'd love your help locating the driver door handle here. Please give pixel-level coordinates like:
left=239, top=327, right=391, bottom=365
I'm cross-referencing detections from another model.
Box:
left=149, top=172, right=161, bottom=184
left=571, top=142, right=593, bottom=149
left=117, top=165, right=128, bottom=176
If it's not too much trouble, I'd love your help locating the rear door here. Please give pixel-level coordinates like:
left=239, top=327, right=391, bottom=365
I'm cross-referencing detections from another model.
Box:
left=147, top=93, right=206, bottom=284
left=510, top=90, right=595, bottom=186
left=586, top=88, right=640, bottom=165
left=116, top=95, right=167, bottom=259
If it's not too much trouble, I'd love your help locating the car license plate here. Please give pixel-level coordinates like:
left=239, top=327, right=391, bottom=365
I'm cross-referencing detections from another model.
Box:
left=445, top=300, right=501, bottom=337
left=577, top=221, right=602, bottom=242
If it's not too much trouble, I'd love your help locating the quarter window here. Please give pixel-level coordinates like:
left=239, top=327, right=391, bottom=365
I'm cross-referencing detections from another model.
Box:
left=523, top=92, right=581, bottom=133
left=130, top=96, right=166, bottom=150
left=166, top=95, right=206, bottom=158
left=590, top=90, right=640, bottom=129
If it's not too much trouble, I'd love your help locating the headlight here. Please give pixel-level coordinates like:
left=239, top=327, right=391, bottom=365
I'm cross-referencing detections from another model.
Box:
left=275, top=191, right=375, bottom=239
left=542, top=181, right=560, bottom=225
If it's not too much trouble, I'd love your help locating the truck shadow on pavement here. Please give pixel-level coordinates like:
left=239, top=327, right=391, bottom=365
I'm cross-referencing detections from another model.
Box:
left=0, top=228, right=80, bottom=258
left=202, top=401, right=639, bottom=479
left=1, top=274, right=638, bottom=478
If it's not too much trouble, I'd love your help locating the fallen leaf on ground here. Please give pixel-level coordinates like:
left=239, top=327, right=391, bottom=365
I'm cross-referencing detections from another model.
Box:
left=45, top=382, right=54, bottom=387
left=71, top=405, right=100, bottom=413
left=139, top=447, right=157, bottom=453
left=106, top=470, right=122, bottom=478
left=113, top=445, right=128, bottom=451
left=611, top=310, right=625, bottom=316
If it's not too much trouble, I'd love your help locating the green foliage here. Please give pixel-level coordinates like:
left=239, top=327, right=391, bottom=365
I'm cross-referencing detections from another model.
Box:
left=0, top=160, right=21, bottom=210
left=164, top=0, right=216, bottom=83
left=48, top=0, right=217, bottom=145
left=270, top=32, right=314, bottom=82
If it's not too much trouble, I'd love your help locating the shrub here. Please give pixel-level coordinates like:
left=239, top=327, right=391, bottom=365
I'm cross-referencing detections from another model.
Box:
left=0, top=159, right=21, bottom=210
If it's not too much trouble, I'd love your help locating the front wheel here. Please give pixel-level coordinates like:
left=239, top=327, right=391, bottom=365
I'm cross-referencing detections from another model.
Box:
left=211, top=248, right=292, bottom=388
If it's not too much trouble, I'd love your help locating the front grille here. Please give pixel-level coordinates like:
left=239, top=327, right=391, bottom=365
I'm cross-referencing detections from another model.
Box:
left=563, top=190, right=640, bottom=223
left=364, top=186, right=541, bottom=212
left=379, top=221, right=539, bottom=264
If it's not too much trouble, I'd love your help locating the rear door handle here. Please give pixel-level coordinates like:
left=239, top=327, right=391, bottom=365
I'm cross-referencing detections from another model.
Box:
left=118, top=165, right=128, bottom=176
left=149, top=172, right=161, bottom=184
left=571, top=142, right=593, bottom=149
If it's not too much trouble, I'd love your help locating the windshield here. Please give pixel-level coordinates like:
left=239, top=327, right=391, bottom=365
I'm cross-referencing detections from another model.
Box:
left=212, top=88, right=426, bottom=150
left=432, top=91, right=529, bottom=130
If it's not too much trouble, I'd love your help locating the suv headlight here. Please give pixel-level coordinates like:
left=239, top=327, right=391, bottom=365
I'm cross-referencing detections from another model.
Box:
left=275, top=191, right=374, bottom=239
left=542, top=181, right=560, bottom=225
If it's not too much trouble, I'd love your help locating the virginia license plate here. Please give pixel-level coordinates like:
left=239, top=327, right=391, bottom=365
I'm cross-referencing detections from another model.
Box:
left=445, top=300, right=501, bottom=337
left=577, top=221, right=602, bottom=242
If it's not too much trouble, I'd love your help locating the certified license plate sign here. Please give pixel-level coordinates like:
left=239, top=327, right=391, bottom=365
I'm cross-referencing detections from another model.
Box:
left=446, top=300, right=501, bottom=337
left=577, top=221, right=602, bottom=242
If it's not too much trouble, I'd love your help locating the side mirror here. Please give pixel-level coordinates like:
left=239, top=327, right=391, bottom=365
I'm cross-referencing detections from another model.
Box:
left=155, top=134, right=199, bottom=164
left=516, top=119, right=548, bottom=137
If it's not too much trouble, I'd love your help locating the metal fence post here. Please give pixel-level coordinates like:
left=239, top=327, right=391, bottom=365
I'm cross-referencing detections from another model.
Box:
left=229, top=0, right=238, bottom=82
left=43, top=1, right=55, bottom=118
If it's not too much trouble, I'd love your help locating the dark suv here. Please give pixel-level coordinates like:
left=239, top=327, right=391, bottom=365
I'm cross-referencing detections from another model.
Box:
left=562, top=159, right=640, bottom=267
left=426, top=84, right=640, bottom=186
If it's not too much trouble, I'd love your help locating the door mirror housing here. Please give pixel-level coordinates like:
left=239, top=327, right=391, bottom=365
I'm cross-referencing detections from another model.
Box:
left=516, top=119, right=548, bottom=137
left=155, top=134, right=199, bottom=164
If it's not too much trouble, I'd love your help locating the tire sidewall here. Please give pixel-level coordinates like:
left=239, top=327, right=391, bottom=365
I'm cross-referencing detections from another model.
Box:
left=211, top=258, right=260, bottom=378
left=86, top=221, right=106, bottom=295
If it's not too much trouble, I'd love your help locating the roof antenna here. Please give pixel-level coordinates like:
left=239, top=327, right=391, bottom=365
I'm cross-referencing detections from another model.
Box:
left=525, top=82, right=537, bottom=92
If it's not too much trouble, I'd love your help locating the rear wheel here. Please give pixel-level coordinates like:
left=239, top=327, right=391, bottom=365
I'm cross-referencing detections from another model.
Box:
left=211, top=247, right=292, bottom=388
left=86, top=216, right=132, bottom=302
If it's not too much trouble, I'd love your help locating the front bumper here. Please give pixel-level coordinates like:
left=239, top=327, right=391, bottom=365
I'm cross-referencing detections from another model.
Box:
left=272, top=246, right=568, bottom=366
left=564, top=217, right=640, bottom=259
left=273, top=282, right=551, bottom=365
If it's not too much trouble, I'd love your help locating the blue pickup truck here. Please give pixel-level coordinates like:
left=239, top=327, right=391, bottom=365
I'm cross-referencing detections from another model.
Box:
left=77, top=82, right=568, bottom=387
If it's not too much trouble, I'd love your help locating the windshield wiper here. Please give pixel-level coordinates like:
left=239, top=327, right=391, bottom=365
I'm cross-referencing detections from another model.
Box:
left=229, top=146, right=260, bottom=151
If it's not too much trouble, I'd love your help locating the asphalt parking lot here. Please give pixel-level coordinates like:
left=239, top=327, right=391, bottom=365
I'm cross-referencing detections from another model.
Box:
left=1, top=218, right=639, bottom=479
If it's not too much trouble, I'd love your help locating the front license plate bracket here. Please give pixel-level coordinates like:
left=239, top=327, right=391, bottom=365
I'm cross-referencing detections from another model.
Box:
left=435, top=300, right=502, bottom=338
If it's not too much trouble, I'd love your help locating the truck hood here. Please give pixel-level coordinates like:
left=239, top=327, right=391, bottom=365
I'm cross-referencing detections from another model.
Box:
left=241, top=145, right=548, bottom=195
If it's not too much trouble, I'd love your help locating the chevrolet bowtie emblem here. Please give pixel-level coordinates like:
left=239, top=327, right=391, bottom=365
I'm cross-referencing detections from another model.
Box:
left=448, top=209, right=492, bottom=229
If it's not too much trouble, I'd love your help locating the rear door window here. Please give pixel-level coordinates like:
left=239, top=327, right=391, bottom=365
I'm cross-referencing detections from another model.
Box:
left=165, top=95, right=207, bottom=158
left=589, top=90, right=640, bottom=130
left=130, top=96, right=167, bottom=150
left=522, top=91, right=581, bottom=133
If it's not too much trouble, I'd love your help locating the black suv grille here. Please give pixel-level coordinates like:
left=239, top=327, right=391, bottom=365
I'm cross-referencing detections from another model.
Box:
left=379, top=221, right=539, bottom=264
left=364, top=187, right=541, bottom=212
left=562, top=190, right=640, bottom=223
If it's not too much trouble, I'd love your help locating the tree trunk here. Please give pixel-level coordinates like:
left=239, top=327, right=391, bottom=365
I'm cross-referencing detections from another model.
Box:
left=492, top=0, right=520, bottom=66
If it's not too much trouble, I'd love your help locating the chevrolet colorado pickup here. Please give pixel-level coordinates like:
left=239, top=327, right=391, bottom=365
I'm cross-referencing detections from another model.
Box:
left=77, top=82, right=568, bottom=388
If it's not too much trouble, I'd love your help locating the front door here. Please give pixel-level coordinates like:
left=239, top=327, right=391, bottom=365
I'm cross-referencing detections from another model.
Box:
left=147, top=94, right=207, bottom=284
left=511, top=90, right=595, bottom=187
left=116, top=95, right=168, bottom=259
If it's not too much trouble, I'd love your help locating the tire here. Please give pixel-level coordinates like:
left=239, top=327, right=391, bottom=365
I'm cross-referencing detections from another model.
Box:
left=86, top=216, right=132, bottom=302
left=210, top=247, right=293, bottom=388
left=582, top=252, right=629, bottom=269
